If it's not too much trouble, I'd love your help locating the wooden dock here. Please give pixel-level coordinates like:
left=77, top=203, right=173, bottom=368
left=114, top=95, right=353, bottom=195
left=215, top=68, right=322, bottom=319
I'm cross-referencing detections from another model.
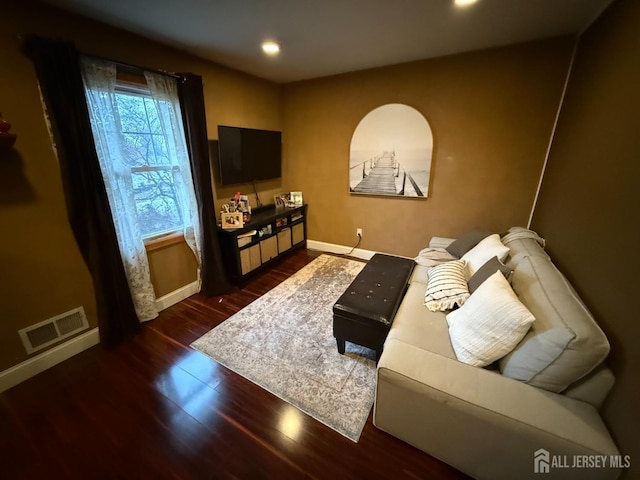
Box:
left=353, top=152, right=397, bottom=194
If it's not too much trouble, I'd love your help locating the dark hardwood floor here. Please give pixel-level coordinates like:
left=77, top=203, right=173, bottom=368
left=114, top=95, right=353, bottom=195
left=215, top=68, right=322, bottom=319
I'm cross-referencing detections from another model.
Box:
left=0, top=249, right=469, bottom=480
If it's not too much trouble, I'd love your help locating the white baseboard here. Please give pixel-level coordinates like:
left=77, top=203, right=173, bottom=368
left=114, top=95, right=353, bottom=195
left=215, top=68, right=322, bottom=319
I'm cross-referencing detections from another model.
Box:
left=307, top=239, right=378, bottom=260
left=0, top=327, right=100, bottom=393
left=0, top=281, right=200, bottom=393
left=155, top=280, right=200, bottom=311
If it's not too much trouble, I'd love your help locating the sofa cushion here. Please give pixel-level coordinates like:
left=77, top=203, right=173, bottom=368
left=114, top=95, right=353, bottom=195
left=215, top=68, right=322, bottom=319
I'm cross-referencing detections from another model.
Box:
left=387, top=282, right=457, bottom=360
left=461, top=234, right=510, bottom=276
left=467, top=256, right=513, bottom=293
left=424, top=260, right=470, bottom=311
left=446, top=271, right=535, bottom=367
left=410, top=265, right=430, bottom=285
left=445, top=229, right=490, bottom=258
left=500, top=255, right=610, bottom=393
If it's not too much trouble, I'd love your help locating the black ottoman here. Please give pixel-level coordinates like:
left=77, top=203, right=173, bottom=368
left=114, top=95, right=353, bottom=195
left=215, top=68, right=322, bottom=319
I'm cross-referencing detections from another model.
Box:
left=333, top=254, right=415, bottom=361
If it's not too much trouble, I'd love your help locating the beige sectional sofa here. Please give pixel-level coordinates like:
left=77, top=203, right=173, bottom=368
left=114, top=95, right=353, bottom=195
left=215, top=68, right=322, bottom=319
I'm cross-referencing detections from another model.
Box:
left=374, top=230, right=621, bottom=480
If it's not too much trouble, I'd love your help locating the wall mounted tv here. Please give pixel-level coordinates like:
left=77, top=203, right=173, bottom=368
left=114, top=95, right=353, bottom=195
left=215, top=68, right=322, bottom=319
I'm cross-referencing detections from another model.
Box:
left=217, top=125, right=282, bottom=185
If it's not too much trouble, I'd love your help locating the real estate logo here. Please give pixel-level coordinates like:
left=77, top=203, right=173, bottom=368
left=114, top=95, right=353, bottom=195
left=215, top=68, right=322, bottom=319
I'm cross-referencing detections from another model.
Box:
left=533, top=448, right=631, bottom=474
left=534, top=449, right=550, bottom=474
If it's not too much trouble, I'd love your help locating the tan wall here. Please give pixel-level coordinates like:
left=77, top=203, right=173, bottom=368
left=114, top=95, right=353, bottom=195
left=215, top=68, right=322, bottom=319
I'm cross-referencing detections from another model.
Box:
left=531, top=0, right=640, bottom=472
left=0, top=0, right=281, bottom=371
left=282, top=38, right=574, bottom=257
left=147, top=242, right=199, bottom=298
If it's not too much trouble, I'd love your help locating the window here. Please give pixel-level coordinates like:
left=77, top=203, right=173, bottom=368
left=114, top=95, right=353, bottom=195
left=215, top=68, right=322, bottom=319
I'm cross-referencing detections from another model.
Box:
left=114, top=82, right=184, bottom=238
left=81, top=57, right=201, bottom=321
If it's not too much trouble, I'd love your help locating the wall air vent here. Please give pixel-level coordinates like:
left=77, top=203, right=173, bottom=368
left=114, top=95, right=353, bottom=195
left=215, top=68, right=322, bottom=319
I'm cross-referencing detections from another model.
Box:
left=18, top=307, right=89, bottom=354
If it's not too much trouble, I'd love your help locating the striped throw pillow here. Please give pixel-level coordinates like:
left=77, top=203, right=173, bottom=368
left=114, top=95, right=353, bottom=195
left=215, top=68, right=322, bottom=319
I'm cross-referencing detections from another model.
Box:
left=424, top=260, right=470, bottom=312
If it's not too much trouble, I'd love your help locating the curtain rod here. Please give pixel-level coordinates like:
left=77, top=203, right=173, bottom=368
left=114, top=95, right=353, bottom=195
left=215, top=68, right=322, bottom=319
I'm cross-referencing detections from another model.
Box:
left=15, top=32, right=184, bottom=81
left=86, top=53, right=184, bottom=82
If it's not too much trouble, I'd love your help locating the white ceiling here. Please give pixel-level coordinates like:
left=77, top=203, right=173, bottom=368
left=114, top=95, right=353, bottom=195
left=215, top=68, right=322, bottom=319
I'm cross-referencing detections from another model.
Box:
left=44, top=0, right=613, bottom=83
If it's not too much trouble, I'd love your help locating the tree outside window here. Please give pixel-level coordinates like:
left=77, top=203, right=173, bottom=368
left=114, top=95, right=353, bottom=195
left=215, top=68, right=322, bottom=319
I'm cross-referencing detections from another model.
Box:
left=114, top=89, right=183, bottom=237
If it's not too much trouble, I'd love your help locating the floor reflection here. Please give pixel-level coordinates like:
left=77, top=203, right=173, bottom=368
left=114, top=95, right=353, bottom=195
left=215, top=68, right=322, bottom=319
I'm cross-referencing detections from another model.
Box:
left=155, top=351, right=222, bottom=433
left=278, top=405, right=304, bottom=441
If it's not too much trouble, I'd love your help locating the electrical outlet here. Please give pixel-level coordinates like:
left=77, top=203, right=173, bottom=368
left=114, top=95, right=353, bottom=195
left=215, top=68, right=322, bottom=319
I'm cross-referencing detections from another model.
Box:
left=357, top=228, right=363, bottom=238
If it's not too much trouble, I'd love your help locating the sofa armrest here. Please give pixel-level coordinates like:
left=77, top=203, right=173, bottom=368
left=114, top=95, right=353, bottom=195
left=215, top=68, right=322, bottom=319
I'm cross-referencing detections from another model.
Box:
left=375, top=339, right=620, bottom=479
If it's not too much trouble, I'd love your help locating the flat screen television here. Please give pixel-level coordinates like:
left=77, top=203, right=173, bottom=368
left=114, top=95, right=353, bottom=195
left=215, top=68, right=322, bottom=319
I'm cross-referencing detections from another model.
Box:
left=217, top=125, right=282, bottom=185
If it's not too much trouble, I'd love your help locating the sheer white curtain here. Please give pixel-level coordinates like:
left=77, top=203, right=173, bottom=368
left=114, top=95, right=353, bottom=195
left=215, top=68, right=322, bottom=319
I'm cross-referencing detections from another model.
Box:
left=144, top=71, right=203, bottom=275
left=80, top=57, right=159, bottom=322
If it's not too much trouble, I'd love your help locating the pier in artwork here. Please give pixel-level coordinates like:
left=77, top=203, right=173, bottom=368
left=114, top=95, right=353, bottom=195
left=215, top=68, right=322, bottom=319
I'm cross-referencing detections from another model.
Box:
left=350, top=151, right=424, bottom=197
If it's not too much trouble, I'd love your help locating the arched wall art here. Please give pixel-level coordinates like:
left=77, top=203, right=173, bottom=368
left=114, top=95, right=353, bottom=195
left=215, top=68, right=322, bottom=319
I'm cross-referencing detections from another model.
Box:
left=349, top=103, right=432, bottom=198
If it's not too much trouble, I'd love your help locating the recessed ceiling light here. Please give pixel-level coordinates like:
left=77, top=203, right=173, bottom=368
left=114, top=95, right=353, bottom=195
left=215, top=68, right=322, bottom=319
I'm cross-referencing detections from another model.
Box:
left=262, top=41, right=281, bottom=55
left=454, top=0, right=478, bottom=6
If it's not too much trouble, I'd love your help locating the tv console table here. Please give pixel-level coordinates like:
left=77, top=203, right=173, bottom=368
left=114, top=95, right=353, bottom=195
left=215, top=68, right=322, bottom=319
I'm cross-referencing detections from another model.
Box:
left=218, top=204, right=307, bottom=285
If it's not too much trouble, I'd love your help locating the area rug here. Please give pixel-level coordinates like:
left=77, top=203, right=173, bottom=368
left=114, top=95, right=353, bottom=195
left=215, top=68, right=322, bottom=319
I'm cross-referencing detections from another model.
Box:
left=191, top=254, right=377, bottom=442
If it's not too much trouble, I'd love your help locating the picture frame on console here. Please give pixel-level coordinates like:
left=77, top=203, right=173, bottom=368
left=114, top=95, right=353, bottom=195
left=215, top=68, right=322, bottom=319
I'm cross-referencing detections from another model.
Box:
left=221, top=212, right=243, bottom=229
left=274, top=193, right=290, bottom=208
left=274, top=192, right=303, bottom=208
left=290, top=191, right=303, bottom=206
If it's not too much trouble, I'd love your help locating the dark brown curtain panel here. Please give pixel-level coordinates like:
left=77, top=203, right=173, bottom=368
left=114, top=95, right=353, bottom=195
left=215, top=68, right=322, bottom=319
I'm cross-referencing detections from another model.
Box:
left=22, top=35, right=140, bottom=346
left=178, top=73, right=232, bottom=296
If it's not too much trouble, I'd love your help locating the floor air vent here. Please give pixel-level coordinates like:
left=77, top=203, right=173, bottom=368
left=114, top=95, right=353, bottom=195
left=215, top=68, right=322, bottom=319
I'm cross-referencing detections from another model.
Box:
left=19, top=307, right=89, bottom=354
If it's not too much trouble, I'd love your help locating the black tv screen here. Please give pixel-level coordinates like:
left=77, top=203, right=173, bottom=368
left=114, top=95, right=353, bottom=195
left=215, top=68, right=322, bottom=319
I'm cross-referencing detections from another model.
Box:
left=217, top=125, right=282, bottom=185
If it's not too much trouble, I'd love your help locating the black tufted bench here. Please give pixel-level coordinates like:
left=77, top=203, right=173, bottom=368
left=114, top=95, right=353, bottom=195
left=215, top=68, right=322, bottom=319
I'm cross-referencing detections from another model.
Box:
left=333, top=254, right=415, bottom=361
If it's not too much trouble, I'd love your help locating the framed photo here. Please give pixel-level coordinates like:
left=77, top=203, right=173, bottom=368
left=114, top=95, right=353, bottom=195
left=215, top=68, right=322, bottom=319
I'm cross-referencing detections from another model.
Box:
left=274, top=193, right=289, bottom=208
left=290, top=191, right=303, bottom=206
left=221, top=212, right=244, bottom=229
left=238, top=194, right=250, bottom=212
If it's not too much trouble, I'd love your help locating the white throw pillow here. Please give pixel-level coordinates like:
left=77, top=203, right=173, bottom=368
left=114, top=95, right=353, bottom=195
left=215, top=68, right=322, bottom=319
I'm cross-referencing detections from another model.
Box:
left=461, top=234, right=510, bottom=277
left=424, top=260, right=470, bottom=312
left=446, top=271, right=535, bottom=367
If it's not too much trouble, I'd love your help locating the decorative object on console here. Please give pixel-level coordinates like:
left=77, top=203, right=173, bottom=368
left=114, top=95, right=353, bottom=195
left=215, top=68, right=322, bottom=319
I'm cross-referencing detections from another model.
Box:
left=221, top=211, right=243, bottom=229
left=274, top=192, right=296, bottom=207
left=237, top=193, right=250, bottom=211
left=349, top=103, right=432, bottom=198
left=290, top=191, right=303, bottom=206
left=238, top=193, right=251, bottom=222
left=274, top=193, right=287, bottom=207
left=222, top=192, right=251, bottom=224
left=0, top=112, right=17, bottom=149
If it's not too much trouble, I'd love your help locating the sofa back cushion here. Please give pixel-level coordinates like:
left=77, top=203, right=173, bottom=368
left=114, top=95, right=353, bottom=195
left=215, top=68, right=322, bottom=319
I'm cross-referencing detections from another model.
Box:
left=445, top=229, right=490, bottom=258
left=499, top=255, right=610, bottom=393
left=503, top=235, right=549, bottom=270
